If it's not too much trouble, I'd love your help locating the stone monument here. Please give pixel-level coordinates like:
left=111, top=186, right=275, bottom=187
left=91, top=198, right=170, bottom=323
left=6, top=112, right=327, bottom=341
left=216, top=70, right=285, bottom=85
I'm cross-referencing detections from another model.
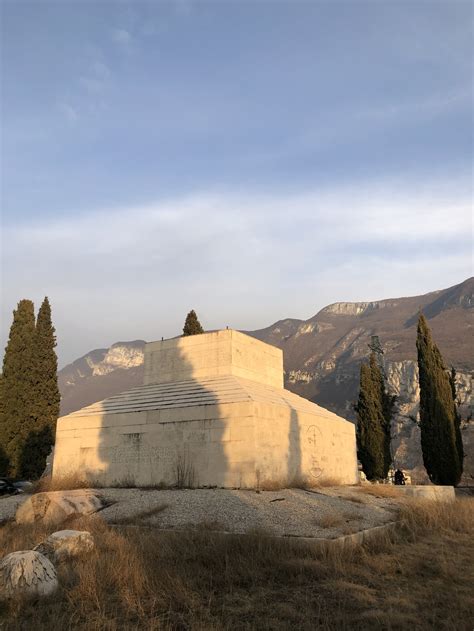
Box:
left=53, top=330, right=358, bottom=487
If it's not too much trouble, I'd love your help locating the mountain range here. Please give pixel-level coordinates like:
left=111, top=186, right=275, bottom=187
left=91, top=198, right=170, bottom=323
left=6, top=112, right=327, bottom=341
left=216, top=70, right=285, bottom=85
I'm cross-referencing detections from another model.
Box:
left=248, top=276, right=473, bottom=416
left=58, top=277, right=473, bottom=483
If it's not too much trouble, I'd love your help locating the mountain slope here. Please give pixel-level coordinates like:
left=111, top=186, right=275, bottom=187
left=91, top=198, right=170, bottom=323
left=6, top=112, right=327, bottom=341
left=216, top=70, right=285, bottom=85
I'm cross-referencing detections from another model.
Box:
left=59, top=340, right=145, bottom=415
left=247, top=277, right=473, bottom=482
left=247, top=277, right=473, bottom=410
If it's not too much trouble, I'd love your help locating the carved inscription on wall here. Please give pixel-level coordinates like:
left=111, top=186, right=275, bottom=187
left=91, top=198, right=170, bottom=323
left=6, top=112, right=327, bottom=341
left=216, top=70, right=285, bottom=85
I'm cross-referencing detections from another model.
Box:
left=103, top=432, right=178, bottom=479
left=306, top=425, right=324, bottom=479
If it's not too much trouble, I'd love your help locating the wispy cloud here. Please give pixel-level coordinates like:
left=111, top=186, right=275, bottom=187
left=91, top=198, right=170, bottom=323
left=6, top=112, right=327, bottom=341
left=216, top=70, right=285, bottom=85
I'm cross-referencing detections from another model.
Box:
left=174, top=0, right=193, bottom=17
left=79, top=60, right=111, bottom=94
left=359, top=88, right=471, bottom=122
left=2, top=179, right=471, bottom=364
left=58, top=102, right=79, bottom=122
left=112, top=28, right=132, bottom=45
left=92, top=61, right=111, bottom=79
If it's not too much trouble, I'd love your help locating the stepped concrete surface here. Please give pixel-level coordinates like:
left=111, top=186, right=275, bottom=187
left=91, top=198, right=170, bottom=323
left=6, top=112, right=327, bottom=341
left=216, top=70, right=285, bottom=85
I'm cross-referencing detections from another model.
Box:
left=396, top=485, right=455, bottom=502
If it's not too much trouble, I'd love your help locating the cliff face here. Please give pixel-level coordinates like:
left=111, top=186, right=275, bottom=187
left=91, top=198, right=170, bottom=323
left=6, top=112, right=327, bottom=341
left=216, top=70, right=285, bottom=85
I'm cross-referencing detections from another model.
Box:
left=385, top=361, right=472, bottom=484
left=58, top=341, right=145, bottom=415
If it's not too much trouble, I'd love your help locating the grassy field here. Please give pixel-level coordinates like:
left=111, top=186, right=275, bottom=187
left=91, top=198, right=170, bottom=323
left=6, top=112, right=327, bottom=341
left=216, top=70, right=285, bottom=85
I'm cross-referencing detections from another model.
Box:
left=0, top=498, right=473, bottom=630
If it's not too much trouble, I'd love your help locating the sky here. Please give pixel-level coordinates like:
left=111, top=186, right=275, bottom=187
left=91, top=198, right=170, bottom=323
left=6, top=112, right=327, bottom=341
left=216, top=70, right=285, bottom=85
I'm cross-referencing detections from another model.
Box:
left=1, top=0, right=472, bottom=367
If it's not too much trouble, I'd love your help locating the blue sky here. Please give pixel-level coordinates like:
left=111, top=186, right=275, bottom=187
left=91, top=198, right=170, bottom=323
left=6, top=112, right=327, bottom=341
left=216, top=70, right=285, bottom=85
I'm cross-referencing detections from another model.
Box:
left=1, top=0, right=472, bottom=366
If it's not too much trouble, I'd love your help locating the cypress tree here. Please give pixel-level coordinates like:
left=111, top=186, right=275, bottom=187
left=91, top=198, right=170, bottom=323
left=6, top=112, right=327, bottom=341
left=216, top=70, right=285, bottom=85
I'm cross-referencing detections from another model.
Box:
left=0, top=444, right=8, bottom=477
left=449, top=367, right=464, bottom=471
left=182, top=310, right=204, bottom=336
left=25, top=297, right=60, bottom=479
left=374, top=357, right=396, bottom=476
left=0, top=300, right=36, bottom=477
left=355, top=353, right=391, bottom=480
left=0, top=375, right=10, bottom=476
left=416, top=314, right=462, bottom=485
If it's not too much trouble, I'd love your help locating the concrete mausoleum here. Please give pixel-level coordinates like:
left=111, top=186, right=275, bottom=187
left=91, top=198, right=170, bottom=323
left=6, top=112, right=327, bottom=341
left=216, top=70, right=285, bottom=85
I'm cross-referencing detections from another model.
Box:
left=53, top=330, right=358, bottom=488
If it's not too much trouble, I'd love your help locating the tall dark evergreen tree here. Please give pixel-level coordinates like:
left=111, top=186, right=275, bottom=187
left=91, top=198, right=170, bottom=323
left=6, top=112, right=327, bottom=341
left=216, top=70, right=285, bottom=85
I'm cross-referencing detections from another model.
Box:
left=0, top=300, right=36, bottom=477
left=0, top=375, right=9, bottom=476
left=355, top=353, right=391, bottom=480
left=26, top=297, right=60, bottom=479
left=182, top=310, right=204, bottom=336
left=0, top=444, right=8, bottom=477
left=416, top=314, right=462, bottom=485
left=374, top=357, right=396, bottom=476
left=449, top=367, right=464, bottom=471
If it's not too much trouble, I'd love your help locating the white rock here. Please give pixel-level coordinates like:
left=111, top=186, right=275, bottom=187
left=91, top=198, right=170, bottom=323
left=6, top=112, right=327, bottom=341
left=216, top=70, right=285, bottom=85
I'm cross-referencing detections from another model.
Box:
left=0, top=551, right=58, bottom=600
left=34, top=529, right=94, bottom=562
left=16, top=489, right=106, bottom=525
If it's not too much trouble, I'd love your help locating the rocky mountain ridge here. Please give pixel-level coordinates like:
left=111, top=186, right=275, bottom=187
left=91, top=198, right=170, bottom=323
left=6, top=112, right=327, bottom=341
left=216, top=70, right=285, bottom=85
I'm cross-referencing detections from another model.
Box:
left=59, top=340, right=145, bottom=415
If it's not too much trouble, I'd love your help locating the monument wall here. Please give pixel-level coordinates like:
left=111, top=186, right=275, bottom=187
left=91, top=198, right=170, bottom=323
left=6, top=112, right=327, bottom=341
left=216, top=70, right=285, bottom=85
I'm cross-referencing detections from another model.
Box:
left=53, top=330, right=358, bottom=487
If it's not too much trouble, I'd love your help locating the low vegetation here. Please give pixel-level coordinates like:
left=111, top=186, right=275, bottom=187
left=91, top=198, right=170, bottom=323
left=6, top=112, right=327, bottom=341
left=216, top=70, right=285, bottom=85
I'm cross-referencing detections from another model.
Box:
left=34, top=473, right=345, bottom=494
left=0, top=497, right=472, bottom=630
left=356, top=484, right=402, bottom=499
left=258, top=474, right=343, bottom=491
left=316, top=512, right=345, bottom=529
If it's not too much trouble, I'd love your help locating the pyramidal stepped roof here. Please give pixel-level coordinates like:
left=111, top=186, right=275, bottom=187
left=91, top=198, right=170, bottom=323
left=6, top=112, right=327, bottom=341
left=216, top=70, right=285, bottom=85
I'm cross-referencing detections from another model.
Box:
left=63, top=374, right=340, bottom=420
left=61, top=329, right=341, bottom=423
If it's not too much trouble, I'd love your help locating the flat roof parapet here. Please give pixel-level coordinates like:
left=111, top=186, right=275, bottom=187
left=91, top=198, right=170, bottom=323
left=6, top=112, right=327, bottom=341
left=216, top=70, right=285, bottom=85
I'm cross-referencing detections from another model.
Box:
left=144, top=329, right=283, bottom=388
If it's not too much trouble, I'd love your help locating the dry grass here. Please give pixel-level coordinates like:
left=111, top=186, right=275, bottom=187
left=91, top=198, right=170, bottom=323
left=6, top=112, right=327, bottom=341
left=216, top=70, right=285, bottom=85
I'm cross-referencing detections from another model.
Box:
left=0, top=499, right=473, bottom=630
left=258, top=475, right=343, bottom=491
left=317, top=510, right=361, bottom=531
left=357, top=484, right=402, bottom=498
left=33, top=475, right=182, bottom=494
left=312, top=476, right=344, bottom=488
left=32, top=474, right=95, bottom=494
left=317, top=511, right=345, bottom=529
left=37, top=473, right=344, bottom=494
left=258, top=475, right=312, bottom=491
left=343, top=494, right=366, bottom=504
left=399, top=496, right=473, bottom=537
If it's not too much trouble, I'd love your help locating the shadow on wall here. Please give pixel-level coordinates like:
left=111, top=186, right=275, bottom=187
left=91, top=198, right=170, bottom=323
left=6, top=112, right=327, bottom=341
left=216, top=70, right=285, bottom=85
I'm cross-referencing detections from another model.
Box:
left=88, top=338, right=231, bottom=488
left=287, top=409, right=302, bottom=484
left=285, top=407, right=328, bottom=488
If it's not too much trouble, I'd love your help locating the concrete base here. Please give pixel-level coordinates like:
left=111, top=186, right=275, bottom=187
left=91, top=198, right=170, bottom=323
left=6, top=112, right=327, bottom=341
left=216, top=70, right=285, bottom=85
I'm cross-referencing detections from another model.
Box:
left=110, top=521, right=398, bottom=552
left=397, top=485, right=455, bottom=502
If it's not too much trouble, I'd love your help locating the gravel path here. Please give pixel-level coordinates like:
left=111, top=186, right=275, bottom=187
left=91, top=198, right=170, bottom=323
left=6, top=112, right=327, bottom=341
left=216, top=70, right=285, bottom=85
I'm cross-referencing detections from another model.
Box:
left=0, top=487, right=398, bottom=539
left=99, top=487, right=397, bottom=538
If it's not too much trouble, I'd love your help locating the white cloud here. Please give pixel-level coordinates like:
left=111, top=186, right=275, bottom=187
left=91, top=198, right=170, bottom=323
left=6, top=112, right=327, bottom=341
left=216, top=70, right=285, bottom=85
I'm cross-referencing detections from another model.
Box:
left=112, top=28, right=131, bottom=45
left=79, top=61, right=111, bottom=93
left=2, top=179, right=471, bottom=365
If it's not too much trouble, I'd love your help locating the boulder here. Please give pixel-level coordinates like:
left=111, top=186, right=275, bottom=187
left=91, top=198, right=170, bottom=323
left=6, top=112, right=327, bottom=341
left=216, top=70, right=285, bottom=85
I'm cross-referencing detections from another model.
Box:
left=0, top=551, right=58, bottom=600
left=16, top=489, right=106, bottom=525
left=34, top=529, right=94, bottom=562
